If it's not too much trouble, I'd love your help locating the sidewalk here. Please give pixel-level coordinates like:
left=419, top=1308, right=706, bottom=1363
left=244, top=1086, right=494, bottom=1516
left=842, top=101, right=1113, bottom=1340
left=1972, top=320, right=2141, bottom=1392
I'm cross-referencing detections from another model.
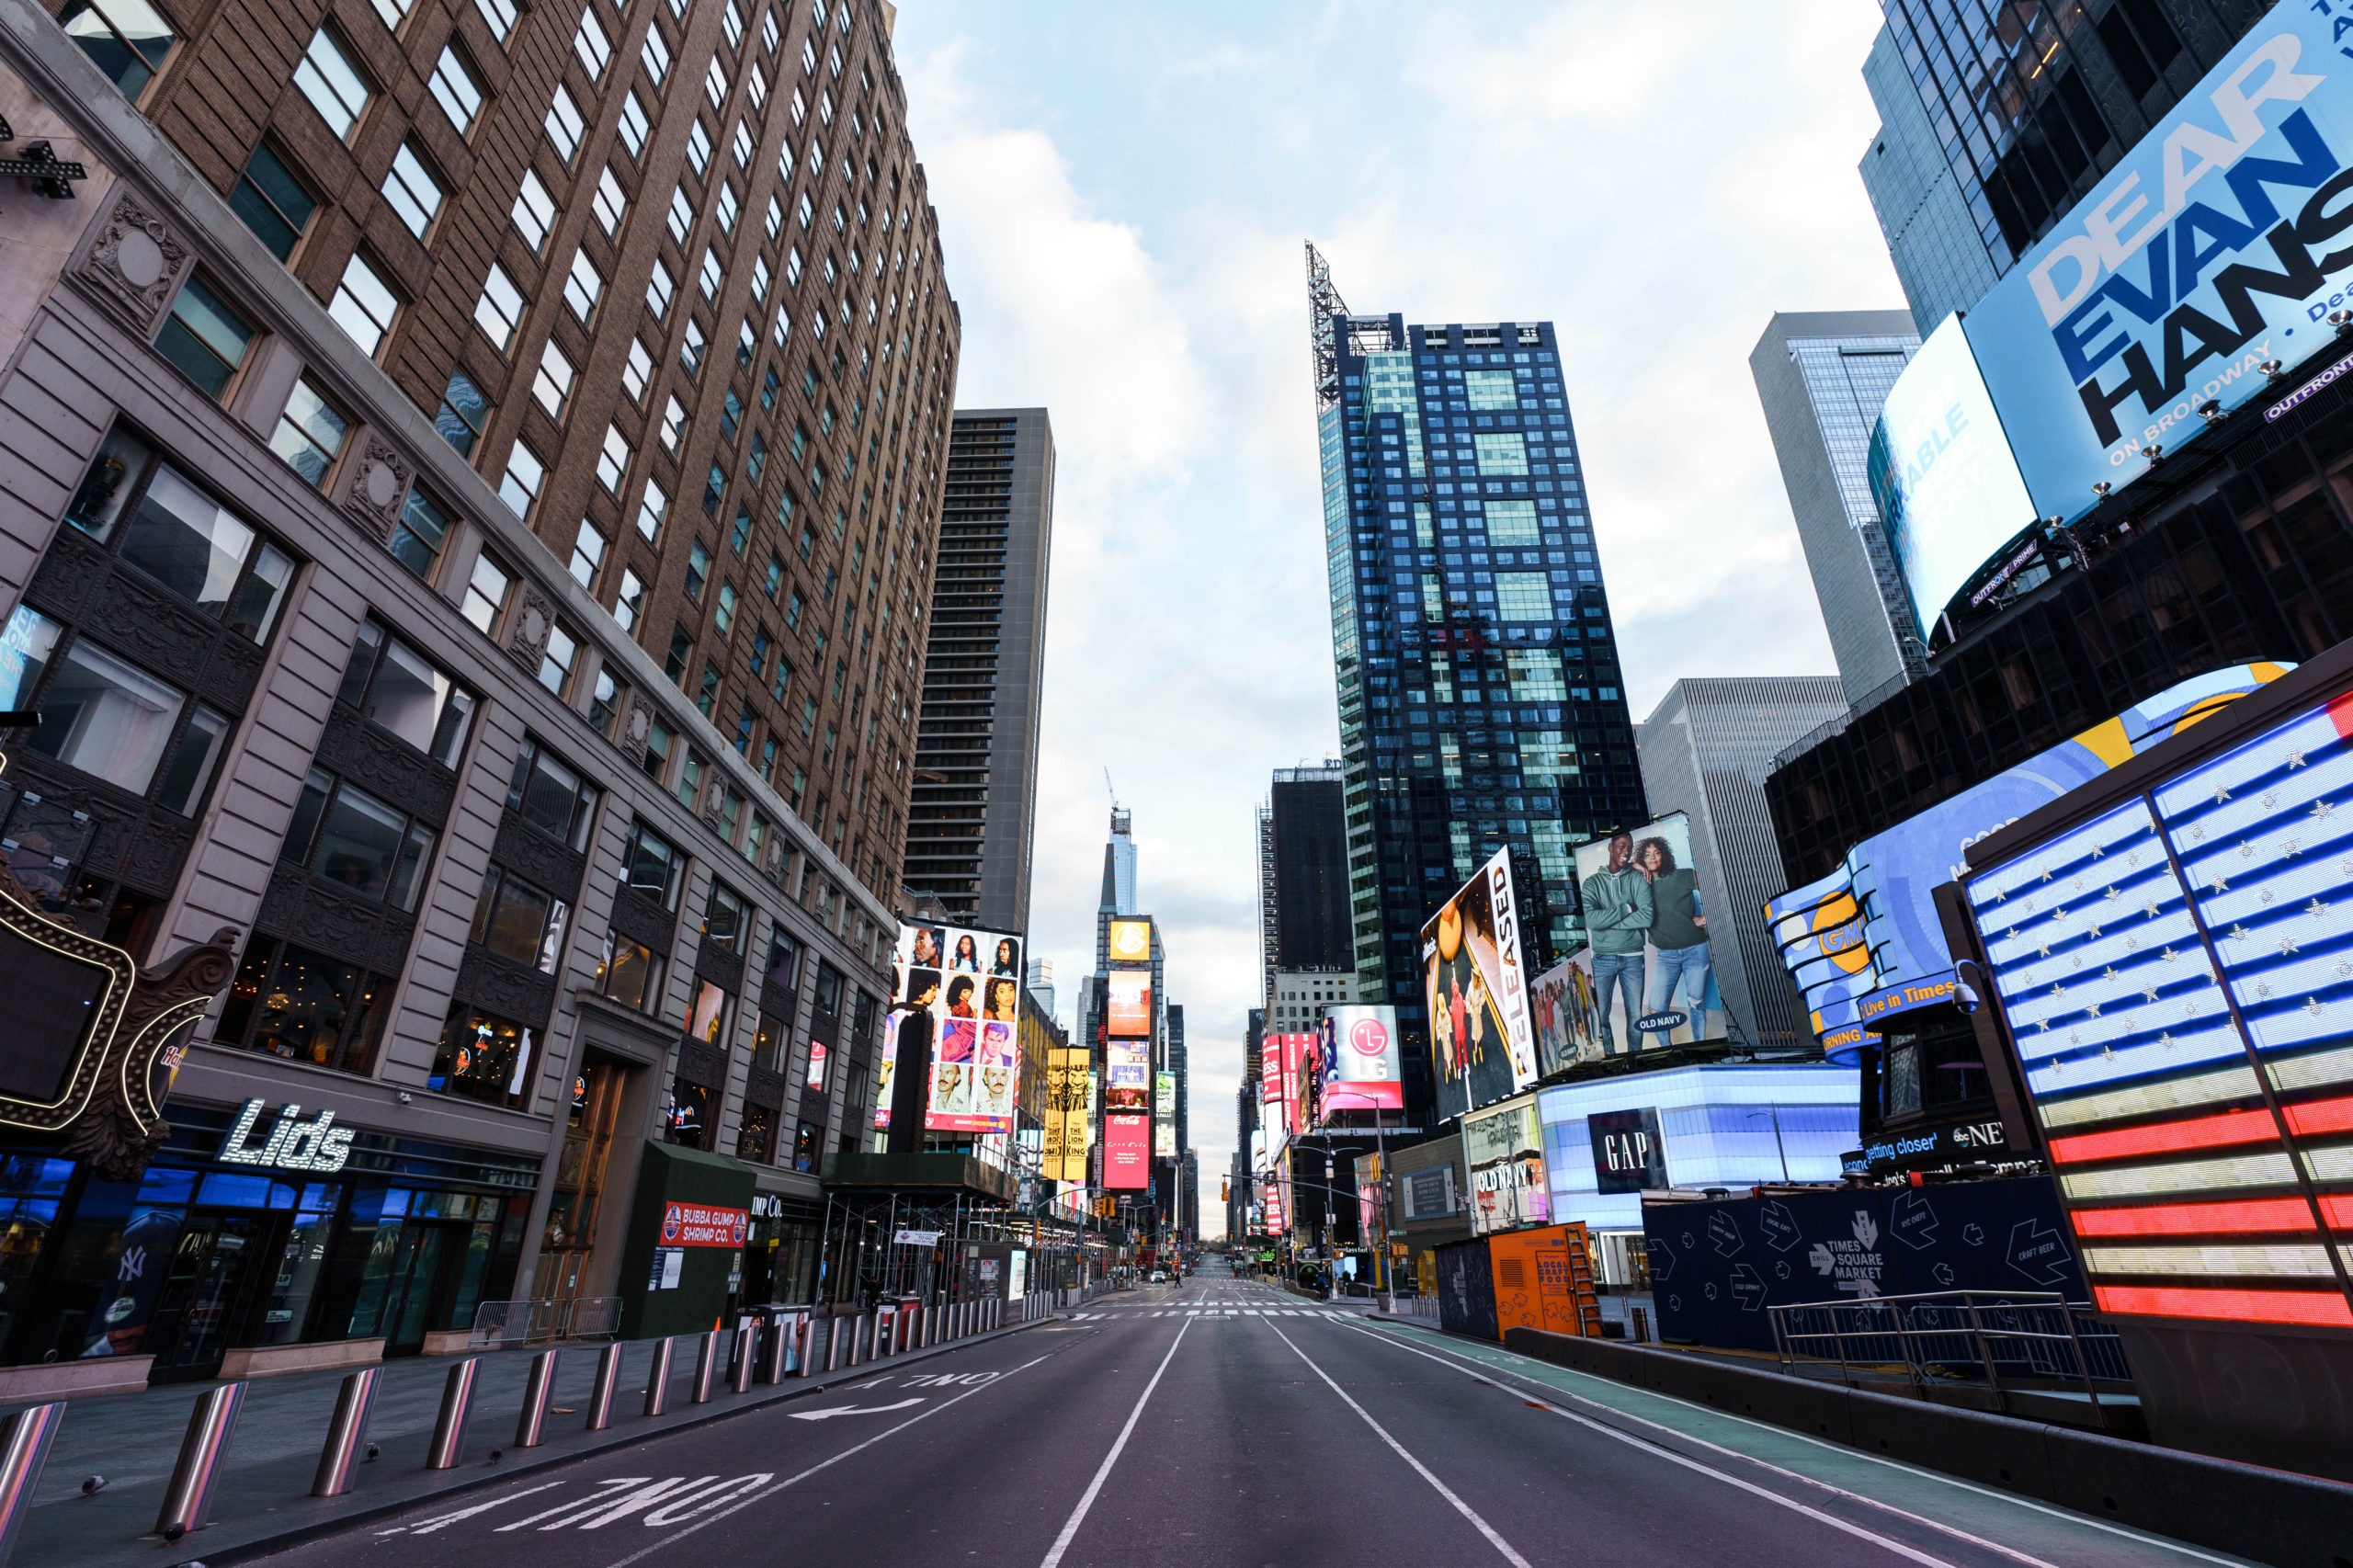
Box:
left=10, top=1308, right=1053, bottom=1568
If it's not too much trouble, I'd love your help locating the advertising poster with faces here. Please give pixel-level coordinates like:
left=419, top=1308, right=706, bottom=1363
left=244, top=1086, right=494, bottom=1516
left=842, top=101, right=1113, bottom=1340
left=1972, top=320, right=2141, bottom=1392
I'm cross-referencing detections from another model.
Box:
left=1570, top=813, right=1726, bottom=1052
left=892, top=922, right=1024, bottom=1134
left=1421, top=848, right=1538, bottom=1121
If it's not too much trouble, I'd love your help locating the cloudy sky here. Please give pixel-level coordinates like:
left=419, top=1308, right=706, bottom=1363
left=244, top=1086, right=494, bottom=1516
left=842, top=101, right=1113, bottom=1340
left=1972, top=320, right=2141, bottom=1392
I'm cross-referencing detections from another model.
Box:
left=892, top=1, right=1907, bottom=1237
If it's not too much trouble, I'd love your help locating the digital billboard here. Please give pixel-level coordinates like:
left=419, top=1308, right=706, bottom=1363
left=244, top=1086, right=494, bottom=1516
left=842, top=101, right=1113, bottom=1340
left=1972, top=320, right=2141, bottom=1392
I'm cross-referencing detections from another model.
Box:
left=889, top=923, right=1024, bottom=1133
left=1154, top=1071, right=1176, bottom=1157
left=1105, top=1038, right=1149, bottom=1114
left=1768, top=665, right=2289, bottom=1052
left=1569, top=813, right=1724, bottom=1052
left=1107, top=918, right=1152, bottom=965
left=1865, top=314, right=2038, bottom=638
left=1043, top=1048, right=1088, bottom=1183
left=1463, top=1095, right=1549, bottom=1235
left=1318, top=1005, right=1404, bottom=1115
left=1103, top=1113, right=1150, bottom=1190
left=1107, top=971, right=1152, bottom=1037
left=1963, top=673, right=2353, bottom=1331
left=1529, top=954, right=1601, bottom=1075
left=1422, top=847, right=1539, bottom=1121
left=1958, top=13, right=2353, bottom=527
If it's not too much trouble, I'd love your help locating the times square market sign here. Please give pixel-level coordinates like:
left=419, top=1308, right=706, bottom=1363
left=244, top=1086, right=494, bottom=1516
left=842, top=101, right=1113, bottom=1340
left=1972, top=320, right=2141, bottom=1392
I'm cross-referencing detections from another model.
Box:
left=1960, top=6, right=2353, bottom=527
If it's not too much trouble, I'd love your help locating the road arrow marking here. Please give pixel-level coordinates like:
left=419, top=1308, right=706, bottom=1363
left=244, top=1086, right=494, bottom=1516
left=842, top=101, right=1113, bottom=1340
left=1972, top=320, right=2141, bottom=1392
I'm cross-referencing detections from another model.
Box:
left=786, top=1397, right=924, bottom=1421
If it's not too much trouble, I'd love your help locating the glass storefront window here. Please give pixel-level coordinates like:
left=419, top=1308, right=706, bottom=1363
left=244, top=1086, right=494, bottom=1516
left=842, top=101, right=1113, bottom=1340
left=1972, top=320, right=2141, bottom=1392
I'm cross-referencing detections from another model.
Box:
left=736, top=1102, right=774, bottom=1162
left=665, top=1078, right=711, bottom=1147
left=595, top=931, right=664, bottom=1012
left=688, top=979, right=727, bottom=1046
left=215, top=938, right=389, bottom=1075
left=429, top=1004, right=535, bottom=1108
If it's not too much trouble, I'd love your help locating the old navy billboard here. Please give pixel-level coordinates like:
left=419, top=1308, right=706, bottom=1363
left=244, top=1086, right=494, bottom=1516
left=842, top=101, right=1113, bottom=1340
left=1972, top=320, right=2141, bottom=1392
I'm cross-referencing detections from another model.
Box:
left=1965, top=12, right=2353, bottom=526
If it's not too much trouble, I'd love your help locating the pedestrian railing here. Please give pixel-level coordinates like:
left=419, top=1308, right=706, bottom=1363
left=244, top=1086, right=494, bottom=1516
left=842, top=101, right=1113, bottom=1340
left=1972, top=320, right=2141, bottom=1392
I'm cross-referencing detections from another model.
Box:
left=467, top=1295, right=622, bottom=1349
left=1768, top=1290, right=2133, bottom=1425
left=1389, top=1292, right=1438, bottom=1319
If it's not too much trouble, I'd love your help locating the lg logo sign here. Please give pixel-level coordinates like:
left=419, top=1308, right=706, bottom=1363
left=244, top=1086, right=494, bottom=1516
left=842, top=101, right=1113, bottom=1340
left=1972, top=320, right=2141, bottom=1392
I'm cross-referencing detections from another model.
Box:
left=1348, top=1015, right=1390, bottom=1057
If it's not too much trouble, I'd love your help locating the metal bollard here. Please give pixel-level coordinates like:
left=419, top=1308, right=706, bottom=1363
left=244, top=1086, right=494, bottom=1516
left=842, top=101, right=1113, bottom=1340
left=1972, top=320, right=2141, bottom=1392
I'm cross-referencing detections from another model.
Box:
left=157, top=1381, right=246, bottom=1535
left=1630, top=1305, right=1651, bottom=1345
left=847, top=1312, right=868, bottom=1366
left=311, top=1368, right=380, bottom=1497
left=824, top=1314, right=844, bottom=1371
left=643, top=1335, right=676, bottom=1416
left=0, top=1402, right=64, bottom=1568
left=587, top=1342, right=626, bottom=1430
left=759, top=1313, right=790, bottom=1383
left=691, top=1329, right=722, bottom=1403
left=732, top=1317, right=757, bottom=1393
left=795, top=1312, right=817, bottom=1378
left=425, top=1360, right=478, bottom=1471
left=514, top=1348, right=563, bottom=1448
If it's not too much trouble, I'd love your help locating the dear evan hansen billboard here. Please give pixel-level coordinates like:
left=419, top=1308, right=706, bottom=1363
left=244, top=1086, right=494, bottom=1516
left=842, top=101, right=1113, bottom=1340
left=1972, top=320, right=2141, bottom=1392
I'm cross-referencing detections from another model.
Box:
left=1964, top=15, right=2353, bottom=522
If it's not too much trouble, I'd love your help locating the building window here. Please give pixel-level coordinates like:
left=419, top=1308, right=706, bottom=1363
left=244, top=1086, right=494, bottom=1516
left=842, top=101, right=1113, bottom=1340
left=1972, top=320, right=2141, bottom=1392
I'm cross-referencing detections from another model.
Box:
left=641, top=22, right=670, bottom=84
left=230, top=142, right=317, bottom=260
left=429, top=1004, right=536, bottom=1108
left=156, top=275, right=254, bottom=401
left=435, top=370, right=490, bottom=455
left=329, top=252, right=399, bottom=357
left=571, top=517, right=609, bottom=587
left=665, top=1077, right=712, bottom=1146
left=1465, top=369, right=1516, bottom=410
left=215, top=938, right=388, bottom=1076
left=294, top=28, right=370, bottom=139
left=381, top=141, right=446, bottom=237
left=460, top=551, right=513, bottom=634
left=573, top=8, right=610, bottom=78
left=1, top=605, right=204, bottom=800
left=704, top=878, right=746, bottom=950
left=532, top=339, right=575, bottom=418
left=57, top=0, right=176, bottom=101
left=509, top=734, right=600, bottom=847
left=685, top=540, right=711, bottom=601
left=564, top=251, right=604, bottom=322
left=614, top=568, right=646, bottom=632
left=391, top=485, right=452, bottom=581
left=646, top=258, right=676, bottom=318
left=502, top=442, right=545, bottom=517
left=429, top=43, right=483, bottom=132
left=588, top=668, right=623, bottom=736
left=620, top=818, right=683, bottom=909
left=714, top=582, right=737, bottom=634
left=642, top=715, right=674, bottom=783
left=470, top=863, right=571, bottom=972
left=513, top=170, right=556, bottom=251
left=537, top=619, right=578, bottom=696
left=279, top=766, right=437, bottom=910
left=267, top=378, right=349, bottom=489
left=1473, top=432, right=1529, bottom=474
left=686, top=119, right=711, bottom=175
left=474, top=263, right=525, bottom=351
left=735, top=1102, right=774, bottom=1163
left=660, top=396, right=688, bottom=451
left=682, top=319, right=707, bottom=377
left=596, top=930, right=664, bottom=1010
left=676, top=747, right=706, bottom=812
left=592, top=166, right=627, bottom=236
left=619, top=90, right=651, bottom=157
left=63, top=426, right=294, bottom=639
left=697, top=660, right=720, bottom=716
left=545, top=85, right=586, bottom=163
left=336, top=617, right=476, bottom=766
left=687, top=978, right=727, bottom=1047
left=1495, top=574, right=1553, bottom=620
left=473, top=0, right=518, bottom=43
left=623, top=337, right=654, bottom=403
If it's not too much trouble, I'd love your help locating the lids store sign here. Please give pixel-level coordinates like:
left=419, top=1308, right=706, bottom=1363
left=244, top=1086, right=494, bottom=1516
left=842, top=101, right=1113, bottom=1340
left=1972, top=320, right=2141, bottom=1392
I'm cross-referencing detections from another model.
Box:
left=218, top=1098, right=357, bottom=1174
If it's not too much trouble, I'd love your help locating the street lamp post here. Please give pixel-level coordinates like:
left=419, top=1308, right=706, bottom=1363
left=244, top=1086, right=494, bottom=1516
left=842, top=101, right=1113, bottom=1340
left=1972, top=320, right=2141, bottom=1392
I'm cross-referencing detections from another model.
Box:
left=1321, top=1089, right=1393, bottom=1309
left=1747, top=1107, right=1791, bottom=1183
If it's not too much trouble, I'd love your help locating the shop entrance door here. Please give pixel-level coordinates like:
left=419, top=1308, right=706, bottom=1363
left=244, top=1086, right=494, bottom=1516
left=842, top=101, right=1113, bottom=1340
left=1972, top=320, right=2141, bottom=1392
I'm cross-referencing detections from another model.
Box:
left=144, top=1214, right=273, bottom=1381
left=377, top=1223, right=458, bottom=1356
left=545, top=1061, right=627, bottom=1301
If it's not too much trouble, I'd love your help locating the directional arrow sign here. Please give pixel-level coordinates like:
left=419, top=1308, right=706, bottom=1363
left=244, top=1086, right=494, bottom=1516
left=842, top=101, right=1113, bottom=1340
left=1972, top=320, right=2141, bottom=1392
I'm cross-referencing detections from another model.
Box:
left=786, top=1398, right=925, bottom=1422
left=1730, top=1263, right=1768, bottom=1312
left=2006, top=1219, right=2074, bottom=1286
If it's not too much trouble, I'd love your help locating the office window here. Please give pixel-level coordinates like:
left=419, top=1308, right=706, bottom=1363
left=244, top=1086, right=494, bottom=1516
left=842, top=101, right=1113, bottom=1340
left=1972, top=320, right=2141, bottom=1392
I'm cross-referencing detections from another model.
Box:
left=704, top=57, right=729, bottom=109
left=156, top=275, right=253, bottom=401
left=1474, top=433, right=1528, bottom=474
left=641, top=23, right=670, bottom=83
left=714, top=582, right=737, bottom=634
left=681, top=319, right=706, bottom=376
left=592, top=165, right=628, bottom=236
left=614, top=568, right=646, bottom=632
left=1483, top=499, right=1540, bottom=546
left=667, top=188, right=694, bottom=244
left=1495, top=573, right=1552, bottom=620
left=764, top=553, right=784, bottom=597
left=501, top=442, right=544, bottom=517
left=429, top=43, right=483, bottom=132
left=537, top=620, right=579, bottom=697
left=699, top=248, right=722, bottom=301
left=588, top=668, right=623, bottom=737
left=685, top=540, right=710, bottom=601
left=1506, top=647, right=1565, bottom=700
left=570, top=518, right=608, bottom=588
left=434, top=371, right=489, bottom=456
left=470, top=864, right=570, bottom=973
left=1465, top=369, right=1517, bottom=410
left=513, top=170, right=556, bottom=251
left=280, top=766, right=437, bottom=909
left=785, top=244, right=802, bottom=286
left=696, top=661, right=720, bottom=716
left=701, top=462, right=726, bottom=514
left=596, top=931, right=663, bottom=1011
left=716, top=183, right=740, bottom=233
left=473, top=0, right=517, bottom=41
left=637, top=480, right=668, bottom=540
left=533, top=340, right=575, bottom=418
left=391, top=486, right=451, bottom=581
left=676, top=747, right=706, bottom=812
left=596, top=426, right=630, bottom=494
left=429, top=1006, right=536, bottom=1108
left=545, top=86, right=586, bottom=163
left=563, top=251, right=604, bottom=324
left=620, top=818, right=683, bottom=907
left=57, top=0, right=176, bottom=101
left=646, top=257, right=676, bottom=319
left=473, top=263, right=524, bottom=350
left=214, top=939, right=388, bottom=1077
left=749, top=256, right=770, bottom=303
left=329, top=253, right=398, bottom=356
left=461, top=551, right=513, bottom=635
left=732, top=120, right=754, bottom=166
left=686, top=120, right=710, bottom=175
left=705, top=876, right=747, bottom=953
left=230, top=142, right=317, bottom=260
left=294, top=28, right=369, bottom=139
left=642, top=718, right=674, bottom=789
left=573, top=8, right=609, bottom=77
left=622, top=338, right=654, bottom=403
left=267, top=379, right=349, bottom=488
left=660, top=395, right=688, bottom=451
left=381, top=142, right=445, bottom=238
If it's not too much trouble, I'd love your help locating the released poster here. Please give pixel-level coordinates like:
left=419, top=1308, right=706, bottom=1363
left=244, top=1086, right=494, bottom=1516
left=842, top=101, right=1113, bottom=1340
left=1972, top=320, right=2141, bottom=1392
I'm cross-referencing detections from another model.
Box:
left=1571, top=813, right=1725, bottom=1055
left=1462, top=1095, right=1550, bottom=1235
left=1422, top=847, right=1539, bottom=1121
left=890, top=922, right=1023, bottom=1133
left=1529, top=955, right=1602, bottom=1076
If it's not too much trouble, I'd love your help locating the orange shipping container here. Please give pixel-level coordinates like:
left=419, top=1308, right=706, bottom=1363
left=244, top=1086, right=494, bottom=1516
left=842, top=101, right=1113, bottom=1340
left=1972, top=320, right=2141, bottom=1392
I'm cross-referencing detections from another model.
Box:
left=1486, top=1221, right=1602, bottom=1341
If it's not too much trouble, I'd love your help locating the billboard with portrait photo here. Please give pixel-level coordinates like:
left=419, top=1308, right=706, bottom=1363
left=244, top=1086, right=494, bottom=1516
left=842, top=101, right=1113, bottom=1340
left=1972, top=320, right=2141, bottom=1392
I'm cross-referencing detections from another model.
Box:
left=1571, top=813, right=1724, bottom=1055
left=1422, top=847, right=1539, bottom=1122
left=890, top=921, right=1024, bottom=1133
left=1528, top=956, right=1601, bottom=1077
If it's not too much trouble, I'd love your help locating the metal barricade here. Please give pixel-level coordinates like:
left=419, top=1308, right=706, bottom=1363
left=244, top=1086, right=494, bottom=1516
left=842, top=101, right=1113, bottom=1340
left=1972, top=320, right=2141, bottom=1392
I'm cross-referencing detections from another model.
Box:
left=515, top=1348, right=562, bottom=1448
left=587, top=1341, right=626, bottom=1429
left=1768, top=1290, right=2132, bottom=1426
left=0, top=1403, right=63, bottom=1568
left=468, top=1295, right=624, bottom=1349
left=157, top=1382, right=244, bottom=1537
left=425, top=1360, right=478, bottom=1470
left=311, top=1368, right=380, bottom=1496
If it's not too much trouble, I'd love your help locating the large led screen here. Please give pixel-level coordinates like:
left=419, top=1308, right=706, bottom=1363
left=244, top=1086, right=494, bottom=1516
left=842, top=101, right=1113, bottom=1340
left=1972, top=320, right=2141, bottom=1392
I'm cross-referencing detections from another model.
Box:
left=889, top=923, right=1023, bottom=1133
left=1107, top=919, right=1152, bottom=965
left=1422, top=847, right=1539, bottom=1121
left=1569, top=813, right=1725, bottom=1052
left=1319, top=1005, right=1404, bottom=1114
left=1103, top=1113, right=1150, bottom=1190
left=1105, top=1038, right=1149, bottom=1114
left=1966, top=680, right=2353, bottom=1330
left=1463, top=1095, right=1549, bottom=1235
left=1107, top=971, right=1152, bottom=1037
left=1961, top=14, right=2353, bottom=526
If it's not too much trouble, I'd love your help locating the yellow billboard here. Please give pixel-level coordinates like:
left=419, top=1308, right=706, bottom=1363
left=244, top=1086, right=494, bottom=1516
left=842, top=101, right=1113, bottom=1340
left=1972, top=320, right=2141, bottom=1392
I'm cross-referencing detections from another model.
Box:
left=1107, top=918, right=1152, bottom=965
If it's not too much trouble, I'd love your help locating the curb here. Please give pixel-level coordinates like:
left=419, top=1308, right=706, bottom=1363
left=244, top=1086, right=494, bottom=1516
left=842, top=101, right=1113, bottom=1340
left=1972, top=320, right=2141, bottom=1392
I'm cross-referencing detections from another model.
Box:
left=175, top=1315, right=1056, bottom=1567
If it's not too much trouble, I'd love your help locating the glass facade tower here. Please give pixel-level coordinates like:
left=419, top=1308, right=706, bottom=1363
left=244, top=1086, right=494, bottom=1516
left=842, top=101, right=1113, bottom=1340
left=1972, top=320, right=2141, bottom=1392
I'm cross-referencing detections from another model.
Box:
left=1308, top=251, right=1646, bottom=1118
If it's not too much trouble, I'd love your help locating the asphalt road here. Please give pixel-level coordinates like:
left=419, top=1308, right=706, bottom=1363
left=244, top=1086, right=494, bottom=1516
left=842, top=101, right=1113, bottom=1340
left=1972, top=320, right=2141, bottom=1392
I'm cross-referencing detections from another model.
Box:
left=254, top=1277, right=2258, bottom=1568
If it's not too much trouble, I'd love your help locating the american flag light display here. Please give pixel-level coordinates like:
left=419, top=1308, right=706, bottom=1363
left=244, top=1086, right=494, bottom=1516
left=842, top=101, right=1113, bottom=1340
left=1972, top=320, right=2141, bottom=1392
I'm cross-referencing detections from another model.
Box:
left=1967, top=688, right=2353, bottom=1330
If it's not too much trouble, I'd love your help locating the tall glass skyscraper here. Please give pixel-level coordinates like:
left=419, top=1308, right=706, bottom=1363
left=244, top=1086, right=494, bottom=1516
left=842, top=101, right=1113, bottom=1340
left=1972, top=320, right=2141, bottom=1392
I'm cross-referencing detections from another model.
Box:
left=1306, top=245, right=1647, bottom=1118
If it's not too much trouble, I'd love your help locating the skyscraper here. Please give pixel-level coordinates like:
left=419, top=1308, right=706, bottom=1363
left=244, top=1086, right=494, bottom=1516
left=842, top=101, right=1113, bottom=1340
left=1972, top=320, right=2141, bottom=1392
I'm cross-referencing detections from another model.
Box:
left=1859, top=1, right=2267, bottom=328
left=1635, top=677, right=1849, bottom=1051
left=1305, top=244, right=1647, bottom=1118
left=1267, top=762, right=1353, bottom=975
left=902, top=407, right=1054, bottom=932
left=1750, top=311, right=1922, bottom=706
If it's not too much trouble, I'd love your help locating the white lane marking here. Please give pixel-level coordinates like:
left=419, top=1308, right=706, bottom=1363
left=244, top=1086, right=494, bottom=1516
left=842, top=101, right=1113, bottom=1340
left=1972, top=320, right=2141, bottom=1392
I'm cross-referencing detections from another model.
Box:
left=1037, top=1317, right=1194, bottom=1568
left=786, top=1397, right=925, bottom=1422
left=1365, top=1324, right=2251, bottom=1568
left=380, top=1480, right=570, bottom=1535
left=1263, top=1323, right=1534, bottom=1568
left=596, top=1354, right=1050, bottom=1568
left=1348, top=1325, right=2018, bottom=1568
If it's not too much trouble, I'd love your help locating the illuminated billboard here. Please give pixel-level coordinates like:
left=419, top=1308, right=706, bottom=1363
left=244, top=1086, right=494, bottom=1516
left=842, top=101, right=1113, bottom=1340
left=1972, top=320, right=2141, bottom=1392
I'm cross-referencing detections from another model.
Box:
left=1963, top=668, right=2353, bottom=1331
left=1570, top=814, right=1723, bottom=1053
left=1103, top=1113, right=1150, bottom=1190
left=888, top=923, right=1024, bottom=1133
left=1768, top=665, right=2289, bottom=1052
left=1318, top=1005, right=1404, bottom=1115
left=1866, top=314, right=2038, bottom=637
left=1463, top=1094, right=1549, bottom=1235
left=1105, top=1038, right=1149, bottom=1114
left=1422, top=847, right=1539, bottom=1121
left=1958, top=12, right=2353, bottom=527
left=1154, top=1071, right=1176, bottom=1157
left=1107, top=971, right=1152, bottom=1036
left=1529, top=955, right=1601, bottom=1075
left=1043, top=1048, right=1088, bottom=1183
left=1107, top=919, right=1152, bottom=965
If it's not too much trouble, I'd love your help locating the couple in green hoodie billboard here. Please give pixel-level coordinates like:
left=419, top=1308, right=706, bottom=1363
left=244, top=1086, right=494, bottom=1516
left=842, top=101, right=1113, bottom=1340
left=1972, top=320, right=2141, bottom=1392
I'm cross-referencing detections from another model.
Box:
left=1575, top=814, right=1714, bottom=1053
